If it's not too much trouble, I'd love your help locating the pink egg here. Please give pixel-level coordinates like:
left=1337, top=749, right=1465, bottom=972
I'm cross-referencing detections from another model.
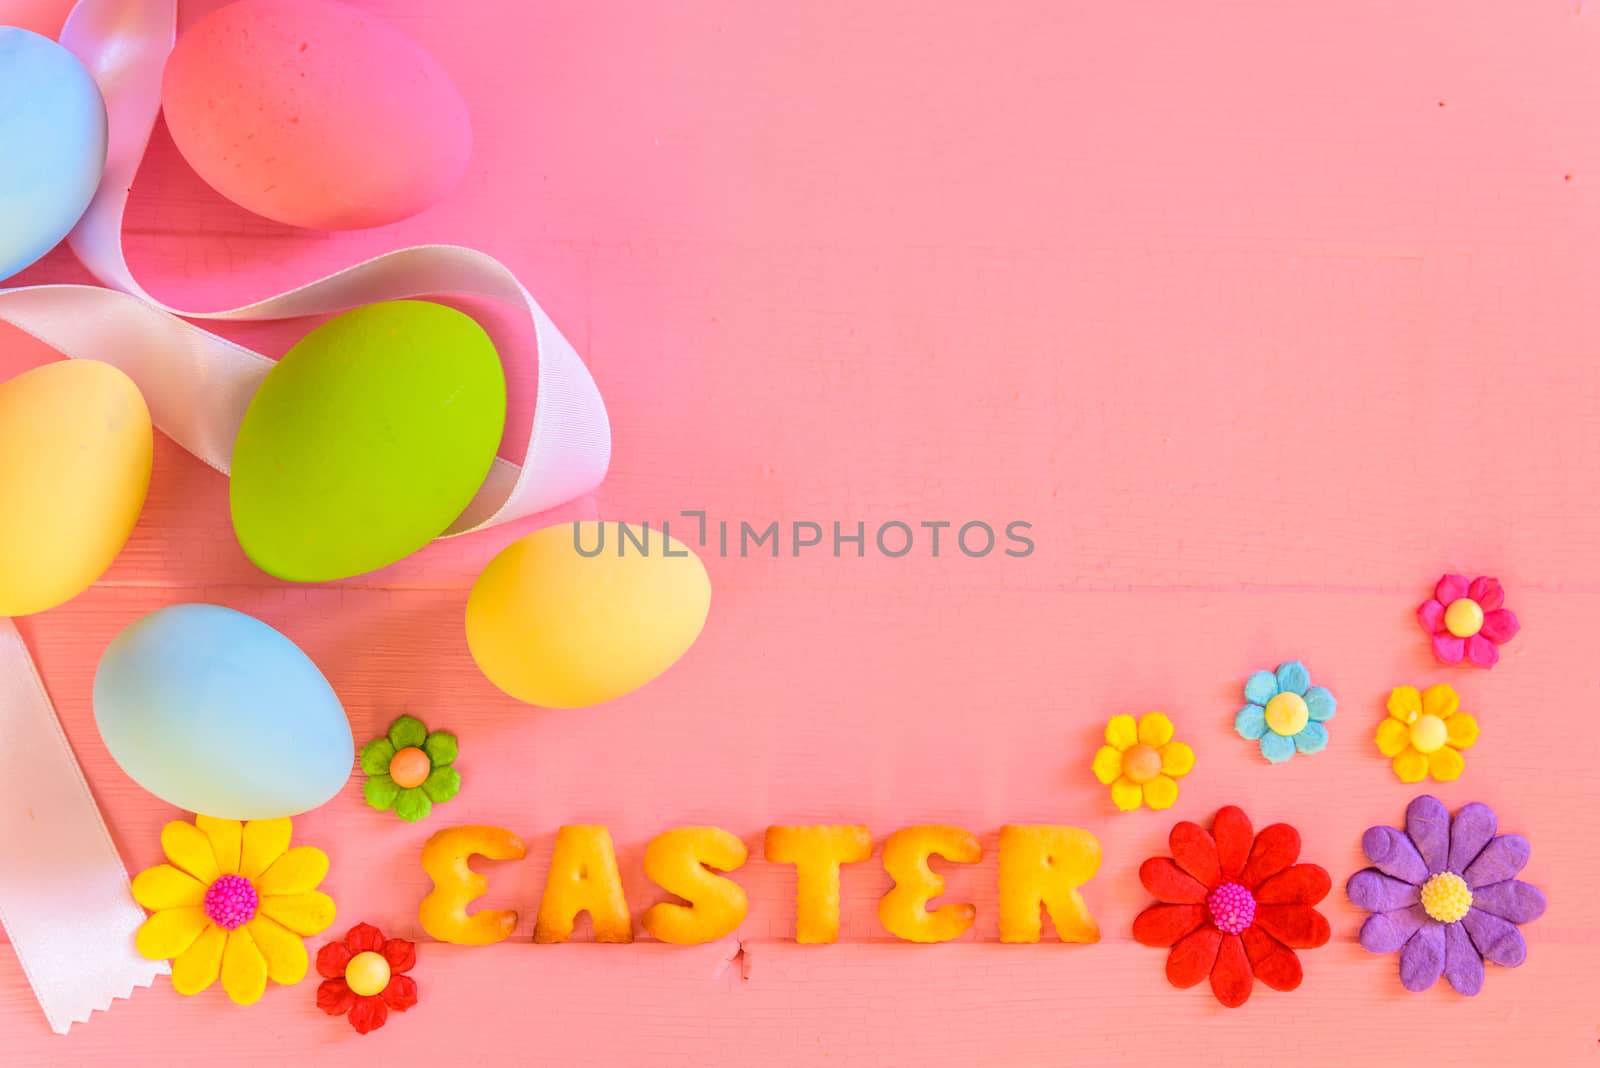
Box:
left=160, top=0, right=471, bottom=230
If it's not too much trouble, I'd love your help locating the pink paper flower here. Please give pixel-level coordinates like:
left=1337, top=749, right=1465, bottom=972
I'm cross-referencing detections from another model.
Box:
left=1418, top=575, right=1519, bottom=668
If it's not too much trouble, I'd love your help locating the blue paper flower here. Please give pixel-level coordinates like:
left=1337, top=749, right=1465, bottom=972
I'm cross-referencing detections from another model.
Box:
left=1234, top=661, right=1335, bottom=763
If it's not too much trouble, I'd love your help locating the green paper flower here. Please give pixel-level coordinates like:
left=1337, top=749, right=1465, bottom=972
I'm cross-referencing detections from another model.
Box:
left=360, top=714, right=461, bottom=822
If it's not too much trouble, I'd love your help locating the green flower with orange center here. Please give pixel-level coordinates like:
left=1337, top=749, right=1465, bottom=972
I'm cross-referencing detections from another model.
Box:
left=360, top=715, right=460, bottom=821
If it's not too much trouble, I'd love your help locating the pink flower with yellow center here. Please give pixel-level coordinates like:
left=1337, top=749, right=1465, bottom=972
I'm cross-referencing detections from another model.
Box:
left=131, top=815, right=335, bottom=1005
left=1418, top=574, right=1519, bottom=668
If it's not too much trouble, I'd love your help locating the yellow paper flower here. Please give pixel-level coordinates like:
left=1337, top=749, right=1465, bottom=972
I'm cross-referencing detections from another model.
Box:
left=1376, top=684, right=1479, bottom=783
left=1092, top=713, right=1195, bottom=811
left=131, top=815, right=335, bottom=1005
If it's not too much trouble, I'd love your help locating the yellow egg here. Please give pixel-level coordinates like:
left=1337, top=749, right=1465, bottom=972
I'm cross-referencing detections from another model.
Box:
left=466, top=522, right=711, bottom=708
left=0, top=361, right=152, bottom=616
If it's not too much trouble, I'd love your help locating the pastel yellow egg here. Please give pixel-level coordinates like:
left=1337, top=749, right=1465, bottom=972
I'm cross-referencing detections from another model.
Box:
left=0, top=361, right=152, bottom=615
left=466, top=522, right=711, bottom=708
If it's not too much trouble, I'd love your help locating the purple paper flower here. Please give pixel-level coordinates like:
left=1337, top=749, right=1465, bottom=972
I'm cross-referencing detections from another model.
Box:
left=1347, top=796, right=1546, bottom=995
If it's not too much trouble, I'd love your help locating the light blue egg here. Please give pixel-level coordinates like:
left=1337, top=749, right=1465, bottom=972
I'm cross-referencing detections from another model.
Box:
left=0, top=27, right=107, bottom=282
left=94, top=604, right=354, bottom=820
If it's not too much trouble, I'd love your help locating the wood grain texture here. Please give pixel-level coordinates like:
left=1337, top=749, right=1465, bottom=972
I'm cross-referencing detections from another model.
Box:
left=3, top=0, right=1600, bottom=1063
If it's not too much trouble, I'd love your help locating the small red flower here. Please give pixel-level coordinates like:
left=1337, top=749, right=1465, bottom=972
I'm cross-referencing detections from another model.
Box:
left=1132, top=805, right=1331, bottom=1007
left=316, top=923, right=419, bottom=1034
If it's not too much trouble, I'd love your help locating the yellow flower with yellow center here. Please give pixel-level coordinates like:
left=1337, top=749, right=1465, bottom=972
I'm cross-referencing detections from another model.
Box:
left=131, top=815, right=335, bottom=1005
left=1092, top=713, right=1195, bottom=811
left=1375, top=684, right=1479, bottom=783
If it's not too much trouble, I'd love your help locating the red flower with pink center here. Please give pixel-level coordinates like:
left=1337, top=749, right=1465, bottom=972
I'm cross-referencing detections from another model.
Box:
left=1133, top=805, right=1331, bottom=1007
left=315, top=923, right=418, bottom=1034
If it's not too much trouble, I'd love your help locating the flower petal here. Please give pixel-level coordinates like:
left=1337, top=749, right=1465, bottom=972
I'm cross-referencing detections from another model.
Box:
left=1461, top=908, right=1528, bottom=966
left=1447, top=806, right=1501, bottom=874
left=1480, top=608, right=1519, bottom=644
left=1463, top=634, right=1499, bottom=668
left=424, top=730, right=459, bottom=767
left=316, top=939, right=354, bottom=979
left=1253, top=904, right=1330, bottom=949
left=259, top=891, right=337, bottom=936
left=1467, top=576, right=1504, bottom=611
left=346, top=923, right=385, bottom=954
left=1165, top=924, right=1222, bottom=988
left=383, top=973, right=418, bottom=1011
left=195, top=816, right=242, bottom=876
left=1142, top=774, right=1179, bottom=810
left=365, top=774, right=401, bottom=811
left=395, top=787, right=433, bottom=822
left=1444, top=921, right=1485, bottom=996
left=1292, top=721, right=1329, bottom=755
left=246, top=916, right=309, bottom=985
left=131, top=865, right=206, bottom=911
left=1446, top=713, right=1479, bottom=750
left=170, top=923, right=225, bottom=996
left=1109, top=778, right=1143, bottom=812
left=317, top=977, right=355, bottom=1016
left=1104, top=714, right=1137, bottom=750
left=1243, top=671, right=1279, bottom=706
left=1140, top=858, right=1209, bottom=904
left=1346, top=870, right=1421, bottom=913
left=1421, top=684, right=1459, bottom=719
left=1428, top=746, right=1465, bottom=781
left=1274, top=661, right=1309, bottom=696
left=1240, top=927, right=1301, bottom=992
left=1469, top=880, right=1547, bottom=924
left=350, top=994, right=388, bottom=1034
left=387, top=715, right=427, bottom=749
left=1212, top=807, right=1253, bottom=879
left=1399, top=922, right=1446, bottom=991
left=220, top=927, right=268, bottom=1006
left=1417, top=599, right=1445, bottom=634
left=1303, top=685, right=1336, bottom=722
left=1259, top=732, right=1296, bottom=764
left=1234, top=704, right=1268, bottom=740
left=1375, top=719, right=1410, bottom=757
left=1090, top=746, right=1123, bottom=785
left=240, top=819, right=292, bottom=880
left=1464, top=835, right=1531, bottom=888
left=136, top=907, right=210, bottom=960
left=256, top=847, right=330, bottom=897
left=1239, top=823, right=1300, bottom=888
left=161, top=821, right=221, bottom=884
left=1392, top=748, right=1429, bottom=783
left=1254, top=864, right=1330, bottom=906
left=1137, top=713, right=1173, bottom=747
left=1169, top=822, right=1221, bottom=887
left=1387, top=686, right=1421, bottom=722
left=1405, top=795, right=1451, bottom=872
left=1435, top=574, right=1468, bottom=604
left=1361, top=826, right=1429, bottom=884
left=1133, top=904, right=1207, bottom=947
left=1210, top=933, right=1253, bottom=1007
left=1158, top=741, right=1194, bottom=777
left=359, top=737, right=397, bottom=776
left=1359, top=906, right=1427, bottom=953
left=422, top=766, right=462, bottom=804
left=382, top=938, right=417, bottom=974
left=1431, top=633, right=1465, bottom=665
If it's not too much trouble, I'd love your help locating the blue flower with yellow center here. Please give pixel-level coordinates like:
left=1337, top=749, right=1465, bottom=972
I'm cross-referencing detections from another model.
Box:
left=1234, top=660, right=1335, bottom=763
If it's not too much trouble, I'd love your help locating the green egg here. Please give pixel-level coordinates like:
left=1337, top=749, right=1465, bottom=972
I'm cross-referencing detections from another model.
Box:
left=230, top=300, right=507, bottom=581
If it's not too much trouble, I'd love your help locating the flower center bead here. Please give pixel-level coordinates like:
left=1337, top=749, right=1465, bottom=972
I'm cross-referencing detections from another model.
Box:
left=1206, top=881, right=1256, bottom=935
left=389, top=746, right=431, bottom=789
left=1444, top=597, right=1484, bottom=638
left=1410, top=714, right=1448, bottom=754
left=1263, top=692, right=1309, bottom=736
left=1420, top=872, right=1473, bottom=923
left=202, top=874, right=259, bottom=931
left=345, top=951, right=392, bottom=996
left=1121, top=743, right=1162, bottom=784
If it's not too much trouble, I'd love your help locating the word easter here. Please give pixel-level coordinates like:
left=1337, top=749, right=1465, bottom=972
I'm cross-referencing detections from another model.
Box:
left=418, top=824, right=1101, bottom=946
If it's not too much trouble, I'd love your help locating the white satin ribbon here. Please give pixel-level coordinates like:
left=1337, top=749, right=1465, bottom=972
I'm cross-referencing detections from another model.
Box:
left=0, top=0, right=612, bottom=1032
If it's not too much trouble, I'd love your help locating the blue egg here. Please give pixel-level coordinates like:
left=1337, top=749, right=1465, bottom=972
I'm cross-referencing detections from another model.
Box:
left=94, top=604, right=354, bottom=819
left=0, top=28, right=107, bottom=282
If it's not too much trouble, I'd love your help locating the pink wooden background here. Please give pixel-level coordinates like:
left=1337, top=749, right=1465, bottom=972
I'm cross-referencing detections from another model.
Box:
left=4, top=0, right=1599, bottom=1062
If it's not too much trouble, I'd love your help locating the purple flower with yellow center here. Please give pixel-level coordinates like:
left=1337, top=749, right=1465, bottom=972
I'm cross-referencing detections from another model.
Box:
left=1347, top=795, right=1546, bottom=995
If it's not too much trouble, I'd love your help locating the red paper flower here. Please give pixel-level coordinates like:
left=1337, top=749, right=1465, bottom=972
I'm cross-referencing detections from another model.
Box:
left=316, top=923, right=418, bottom=1034
left=1132, top=805, right=1331, bottom=1007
